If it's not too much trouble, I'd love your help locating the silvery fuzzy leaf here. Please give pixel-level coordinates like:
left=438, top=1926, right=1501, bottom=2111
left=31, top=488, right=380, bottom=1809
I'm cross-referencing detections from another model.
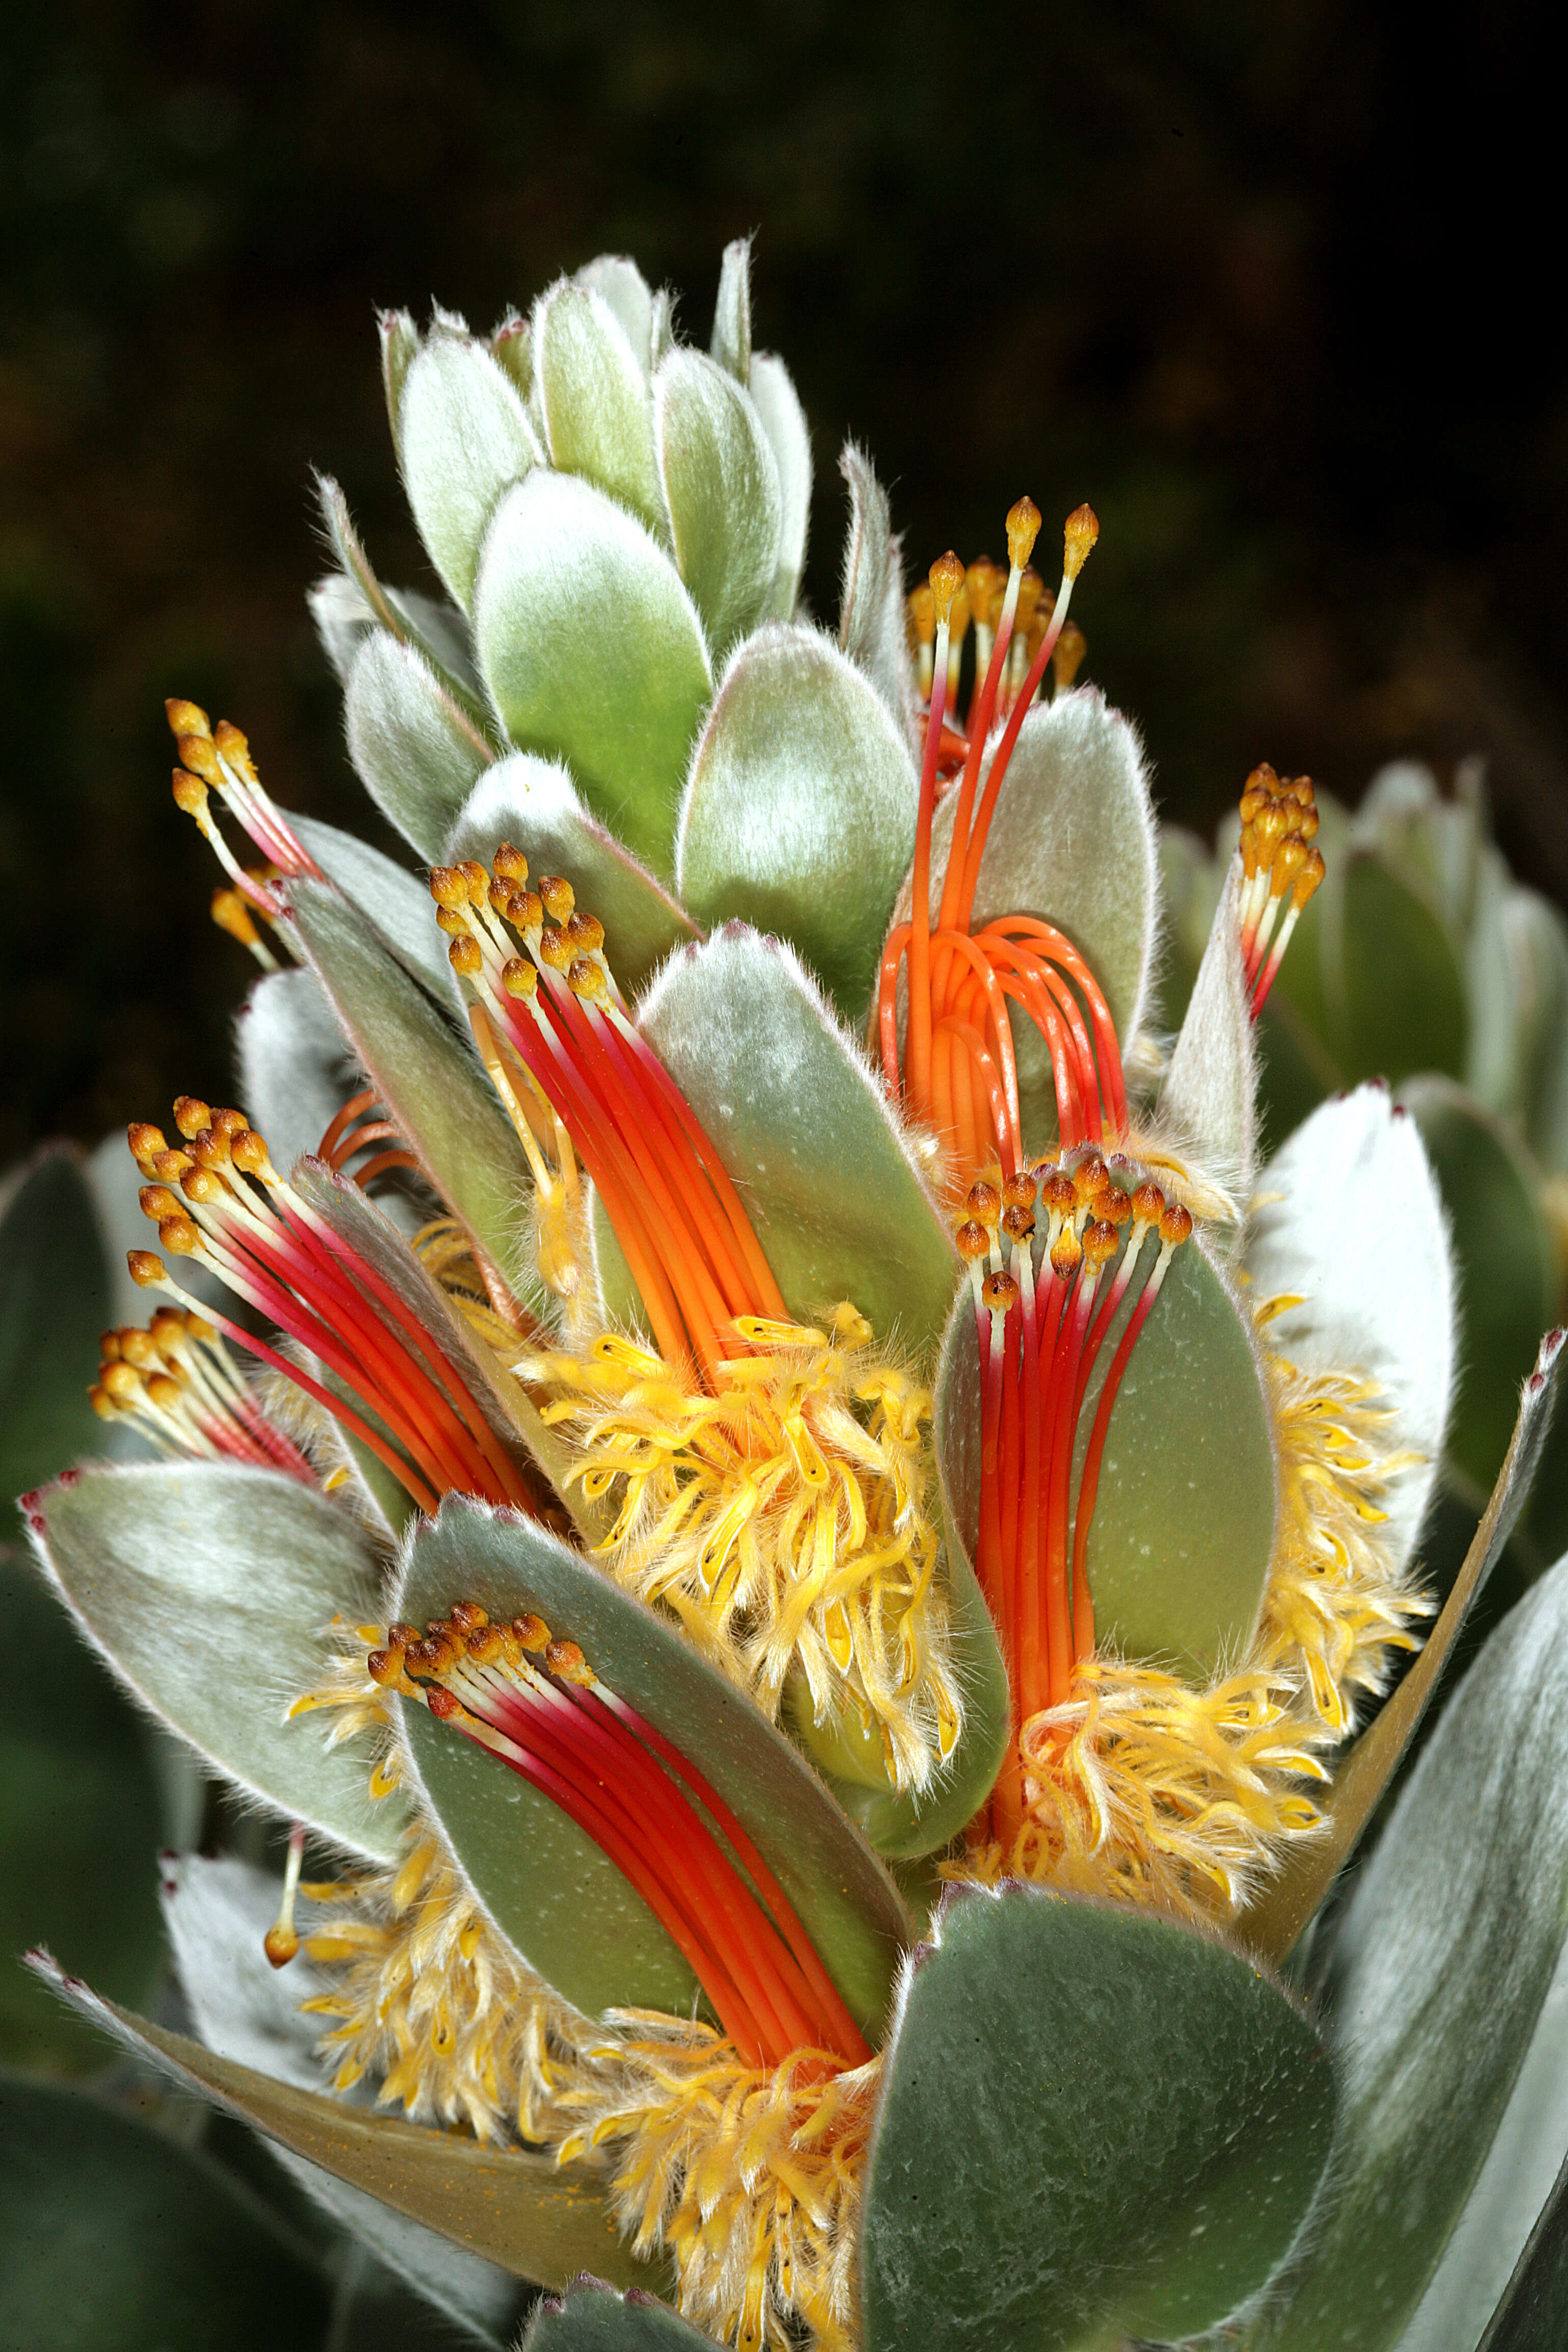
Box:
left=709, top=234, right=752, bottom=385
left=162, top=1853, right=520, bottom=2344
left=747, top=351, right=812, bottom=620
left=27, top=1952, right=646, bottom=2291
left=286, top=879, right=538, bottom=1308
left=1246, top=1083, right=1454, bottom=1579
left=285, top=811, right=452, bottom=999
left=1465, top=841, right=1519, bottom=1117
left=635, top=924, right=957, bottom=1355
left=1503, top=884, right=1568, bottom=1172
left=1241, top=1325, right=1564, bottom=1965
left=653, top=346, right=781, bottom=657
left=1160, top=857, right=1256, bottom=1230
left=522, top=2280, right=719, bottom=2352
left=379, top=307, right=419, bottom=459
left=575, top=254, right=656, bottom=377
left=1, top=1148, right=114, bottom=1511
left=490, top=310, right=533, bottom=404
left=25, top=1460, right=408, bottom=1861
left=534, top=280, right=666, bottom=539
left=398, top=338, right=544, bottom=611
left=474, top=471, right=713, bottom=880
left=1156, top=823, right=1224, bottom=1030
left=234, top=968, right=362, bottom=1184
left=649, top=286, right=676, bottom=368
left=344, top=628, right=492, bottom=863
left=1254, top=1547, right=1568, bottom=2352
left=314, top=475, right=491, bottom=722
left=308, top=571, right=376, bottom=689
left=836, top=443, right=916, bottom=743
left=444, top=754, right=697, bottom=1001
left=676, top=622, right=917, bottom=1017
left=891, top=687, right=1159, bottom=1146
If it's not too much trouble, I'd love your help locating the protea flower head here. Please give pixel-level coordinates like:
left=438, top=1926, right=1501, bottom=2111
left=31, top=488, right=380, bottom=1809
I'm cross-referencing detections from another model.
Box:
left=10, top=240, right=1568, bottom=2352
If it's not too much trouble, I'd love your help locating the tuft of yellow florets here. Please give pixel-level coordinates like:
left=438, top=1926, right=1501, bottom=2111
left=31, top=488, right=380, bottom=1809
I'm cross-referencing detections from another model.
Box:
left=515, top=1306, right=963, bottom=1792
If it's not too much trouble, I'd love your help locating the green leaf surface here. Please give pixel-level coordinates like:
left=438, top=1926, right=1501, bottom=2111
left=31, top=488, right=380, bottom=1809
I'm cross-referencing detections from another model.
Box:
left=235, top=967, right=368, bottom=1183
left=938, top=1230, right=1276, bottom=1680
left=1504, top=885, right=1568, bottom=1173
left=861, top=1883, right=1334, bottom=2352
left=536, top=282, right=666, bottom=538
left=637, top=926, right=958, bottom=1357
left=893, top=689, right=1157, bottom=1143
left=1253, top=1547, right=1568, bottom=2352
left=747, top=353, right=812, bottom=619
left=1330, top=847, right=1468, bottom=1085
left=447, top=756, right=698, bottom=1001
left=526, top=2279, right=722, bottom=2352
left=676, top=623, right=917, bottom=1017
left=397, top=1495, right=912, bottom=2035
left=1, top=2070, right=332, bottom=2351
left=315, top=476, right=494, bottom=726
left=26, top=1958, right=649, bottom=2292
left=1159, top=858, right=1257, bottom=1228
left=344, top=628, right=493, bottom=862
left=708, top=236, right=752, bottom=385
left=836, top=443, right=915, bottom=737
left=475, top=472, right=712, bottom=879
left=399, top=337, right=543, bottom=610
left=654, top=348, right=780, bottom=656
left=1, top=1147, right=113, bottom=1513
left=1476, top=2151, right=1568, bottom=2352
left=0, top=1547, right=165, bottom=2071
left=1154, top=825, right=1222, bottom=1030
left=286, top=812, right=454, bottom=999
left=287, top=877, right=539, bottom=1305
left=1239, top=1324, right=1564, bottom=1964
left=575, top=256, right=656, bottom=376
left=1399, top=1076, right=1554, bottom=1492
left=27, top=1459, right=409, bottom=1860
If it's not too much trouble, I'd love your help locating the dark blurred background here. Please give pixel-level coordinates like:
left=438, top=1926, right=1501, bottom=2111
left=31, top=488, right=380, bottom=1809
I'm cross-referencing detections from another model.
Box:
left=3, top=0, right=1565, bottom=1168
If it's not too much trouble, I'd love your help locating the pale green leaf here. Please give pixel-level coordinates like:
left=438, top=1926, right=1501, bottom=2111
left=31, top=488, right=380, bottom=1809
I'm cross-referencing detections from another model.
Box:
left=1503, top=884, right=1568, bottom=1172
left=1160, top=857, right=1256, bottom=1228
left=27, top=1955, right=648, bottom=2291
left=474, top=471, right=713, bottom=879
left=636, top=925, right=957, bottom=1356
left=397, top=1495, right=912, bottom=2036
left=836, top=443, right=915, bottom=741
left=575, top=255, right=656, bottom=376
left=1, top=1147, right=112, bottom=1509
left=525, top=2279, right=721, bottom=2352
left=379, top=307, right=419, bottom=459
left=675, top=623, right=917, bottom=1016
left=1239, top=1324, right=1564, bottom=1964
left=287, top=811, right=453, bottom=997
left=653, top=347, right=781, bottom=655
left=1247, top=1082, right=1455, bottom=1577
left=399, top=338, right=543, bottom=610
left=286, top=878, right=539, bottom=1306
left=344, top=628, right=492, bottom=863
left=535, top=281, right=665, bottom=537
left=861, top=1883, right=1334, bottom=2352
left=1253, top=1546, right=1568, bottom=2352
left=234, top=969, right=364, bottom=1191
left=314, top=475, right=494, bottom=724
left=748, top=352, right=811, bottom=619
left=26, top=1460, right=409, bottom=1861
left=709, top=235, right=752, bottom=385
left=1328, top=847, right=1468, bottom=1086
left=445, top=755, right=698, bottom=1001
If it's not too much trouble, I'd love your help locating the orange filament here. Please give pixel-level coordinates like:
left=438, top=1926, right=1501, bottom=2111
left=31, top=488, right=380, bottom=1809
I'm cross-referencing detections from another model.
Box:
left=436, top=850, right=788, bottom=1387
left=386, top=1606, right=870, bottom=2074
left=123, top=1107, right=539, bottom=1519
left=880, top=506, right=1119, bottom=1192
left=315, top=1088, right=421, bottom=1189
left=1236, top=765, right=1326, bottom=1018
left=962, top=1157, right=1191, bottom=1847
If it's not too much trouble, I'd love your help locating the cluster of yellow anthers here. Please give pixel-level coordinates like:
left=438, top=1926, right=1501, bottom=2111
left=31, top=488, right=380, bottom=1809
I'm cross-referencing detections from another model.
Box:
left=518, top=1310, right=960, bottom=1793
left=949, top=1300, right=1429, bottom=1923
left=429, top=843, right=964, bottom=1785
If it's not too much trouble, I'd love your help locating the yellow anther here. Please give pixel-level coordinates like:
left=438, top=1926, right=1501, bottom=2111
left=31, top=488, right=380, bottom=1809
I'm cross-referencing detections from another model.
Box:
left=1005, top=496, right=1042, bottom=571
left=1052, top=621, right=1087, bottom=692
left=501, top=955, right=538, bottom=998
left=165, top=697, right=212, bottom=741
left=429, top=866, right=468, bottom=910
left=128, top=1251, right=168, bottom=1287
left=906, top=583, right=936, bottom=648
left=457, top=860, right=489, bottom=905
left=210, top=887, right=262, bottom=947
left=568, top=956, right=607, bottom=1000
left=928, top=551, right=965, bottom=626
left=492, top=842, right=529, bottom=884
left=537, top=927, right=573, bottom=972
left=1063, top=503, right=1099, bottom=580
left=449, top=936, right=482, bottom=977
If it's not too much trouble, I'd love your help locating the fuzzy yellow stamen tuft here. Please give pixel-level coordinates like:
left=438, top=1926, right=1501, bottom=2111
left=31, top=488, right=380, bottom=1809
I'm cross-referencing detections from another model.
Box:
left=555, top=2016, right=881, bottom=2352
left=515, top=1306, right=962, bottom=1791
left=948, top=1317, right=1433, bottom=1923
